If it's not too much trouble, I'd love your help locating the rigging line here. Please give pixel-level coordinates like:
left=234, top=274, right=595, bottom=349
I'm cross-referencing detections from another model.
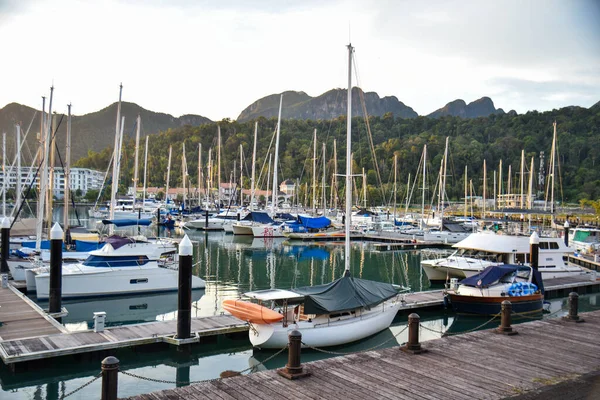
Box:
left=53, top=139, right=81, bottom=226
left=352, top=54, right=387, bottom=207
left=10, top=113, right=65, bottom=229
left=405, top=148, right=424, bottom=213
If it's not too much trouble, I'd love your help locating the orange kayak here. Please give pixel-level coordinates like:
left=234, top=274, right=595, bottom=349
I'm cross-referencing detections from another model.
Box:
left=222, top=299, right=284, bottom=324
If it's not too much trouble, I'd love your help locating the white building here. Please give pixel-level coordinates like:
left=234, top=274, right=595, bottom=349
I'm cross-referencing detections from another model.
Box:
left=0, top=166, right=104, bottom=199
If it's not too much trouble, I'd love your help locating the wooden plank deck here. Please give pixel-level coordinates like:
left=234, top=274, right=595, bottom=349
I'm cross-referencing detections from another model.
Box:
left=0, top=284, right=65, bottom=341
left=0, top=314, right=248, bottom=364
left=125, top=309, right=600, bottom=400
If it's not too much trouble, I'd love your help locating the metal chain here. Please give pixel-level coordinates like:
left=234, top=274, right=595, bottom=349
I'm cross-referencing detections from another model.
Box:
left=301, top=325, right=409, bottom=355
left=417, top=313, right=500, bottom=337
left=59, top=372, right=102, bottom=399
left=120, top=345, right=289, bottom=385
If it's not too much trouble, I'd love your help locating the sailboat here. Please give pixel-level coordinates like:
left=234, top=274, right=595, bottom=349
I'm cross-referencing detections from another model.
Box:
left=223, top=44, right=405, bottom=349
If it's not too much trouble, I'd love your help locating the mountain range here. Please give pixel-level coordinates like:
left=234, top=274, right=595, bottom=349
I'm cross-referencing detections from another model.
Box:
left=0, top=90, right=594, bottom=162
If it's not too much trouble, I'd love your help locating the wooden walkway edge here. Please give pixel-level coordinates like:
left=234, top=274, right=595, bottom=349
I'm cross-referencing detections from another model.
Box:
left=124, top=309, right=600, bottom=400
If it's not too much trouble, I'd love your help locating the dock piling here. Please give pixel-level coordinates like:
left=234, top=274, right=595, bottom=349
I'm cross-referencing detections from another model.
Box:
left=563, top=292, right=585, bottom=323
left=530, top=232, right=539, bottom=271
left=277, top=330, right=310, bottom=380
left=101, top=356, right=119, bottom=400
left=563, top=221, right=570, bottom=247
left=496, top=300, right=518, bottom=335
left=402, top=313, right=426, bottom=353
left=49, top=223, right=63, bottom=314
left=177, top=234, right=193, bottom=340
left=1, top=217, right=10, bottom=274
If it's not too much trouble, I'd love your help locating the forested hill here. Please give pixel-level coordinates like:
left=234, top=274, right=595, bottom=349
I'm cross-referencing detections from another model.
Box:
left=237, top=88, right=418, bottom=122
left=0, top=102, right=211, bottom=162
left=76, top=103, right=600, bottom=203
left=427, top=97, right=512, bottom=118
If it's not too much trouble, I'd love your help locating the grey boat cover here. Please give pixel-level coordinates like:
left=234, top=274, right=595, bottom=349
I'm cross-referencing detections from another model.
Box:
left=292, top=272, right=398, bottom=314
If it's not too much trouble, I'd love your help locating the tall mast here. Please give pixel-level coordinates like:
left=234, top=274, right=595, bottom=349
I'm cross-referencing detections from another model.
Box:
left=421, top=145, right=426, bottom=230
left=207, top=148, right=212, bottom=204
left=266, top=153, right=272, bottom=209
left=217, top=125, right=221, bottom=207
left=404, top=173, right=411, bottom=214
left=498, top=159, right=503, bottom=207
left=271, top=95, right=283, bottom=215
left=464, top=165, right=468, bottom=220
left=362, top=167, right=367, bottom=209
left=520, top=149, right=525, bottom=208
left=142, top=136, right=148, bottom=208
left=2, top=132, right=5, bottom=217
left=344, top=43, right=353, bottom=272
left=198, top=144, right=202, bottom=206
left=493, top=171, right=497, bottom=210
left=483, top=160, right=487, bottom=218
left=507, top=165, right=512, bottom=200
left=250, top=122, right=258, bottom=211
left=165, top=145, right=172, bottom=203
left=322, top=142, right=326, bottom=214
left=182, top=142, right=187, bottom=209
left=15, top=124, right=21, bottom=212
left=333, top=139, right=338, bottom=209
left=46, top=113, right=56, bottom=230
left=239, top=144, right=243, bottom=206
left=109, top=84, right=123, bottom=235
left=549, top=121, right=557, bottom=214
left=64, top=104, right=72, bottom=231
left=35, top=94, right=48, bottom=250
left=312, top=129, right=317, bottom=214
left=132, top=114, right=141, bottom=208
left=393, top=154, right=397, bottom=220
left=528, top=157, right=534, bottom=209
left=441, top=136, right=449, bottom=223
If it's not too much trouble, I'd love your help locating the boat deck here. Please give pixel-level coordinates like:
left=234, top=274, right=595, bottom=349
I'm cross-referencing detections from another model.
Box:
left=125, top=309, right=600, bottom=400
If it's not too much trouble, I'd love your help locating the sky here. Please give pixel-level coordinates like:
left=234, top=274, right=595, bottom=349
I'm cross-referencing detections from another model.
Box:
left=0, top=0, right=599, bottom=120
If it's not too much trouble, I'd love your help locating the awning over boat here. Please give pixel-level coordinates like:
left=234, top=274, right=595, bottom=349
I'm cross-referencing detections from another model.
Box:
left=104, top=235, right=136, bottom=250
left=292, top=273, right=399, bottom=314
left=459, top=264, right=544, bottom=294
left=241, top=212, right=274, bottom=224
left=101, top=219, right=152, bottom=227
left=298, top=215, right=331, bottom=229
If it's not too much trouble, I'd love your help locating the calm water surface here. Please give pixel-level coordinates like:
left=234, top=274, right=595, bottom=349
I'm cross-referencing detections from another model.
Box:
left=1, top=207, right=599, bottom=399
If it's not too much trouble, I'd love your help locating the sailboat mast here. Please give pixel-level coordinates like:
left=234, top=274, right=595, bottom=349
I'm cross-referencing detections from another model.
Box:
left=483, top=160, right=487, bottom=218
left=441, top=136, right=449, bottom=222
left=47, top=113, right=56, bottom=231
left=166, top=145, right=172, bottom=203
left=498, top=159, right=503, bottom=206
left=271, top=95, right=283, bottom=215
left=362, top=168, right=367, bottom=209
left=142, top=136, right=148, bottom=207
left=35, top=94, right=48, bottom=250
left=404, top=173, right=411, bottom=214
left=550, top=121, right=557, bottom=214
left=182, top=142, right=187, bottom=209
left=64, top=104, right=72, bottom=231
left=266, top=153, right=272, bottom=208
left=198, top=144, right=202, bottom=206
left=421, top=145, right=426, bottom=230
left=2, top=133, right=5, bottom=217
left=464, top=165, right=468, bottom=220
left=250, top=122, right=258, bottom=211
left=109, top=84, right=123, bottom=235
left=239, top=144, right=243, bottom=206
left=15, top=124, right=21, bottom=212
left=333, top=139, right=338, bottom=209
left=312, top=129, right=317, bottom=214
left=520, top=149, right=525, bottom=208
left=322, top=142, right=326, bottom=214
left=217, top=125, right=221, bottom=207
left=207, top=148, right=212, bottom=205
left=528, top=157, right=534, bottom=209
left=344, top=43, right=353, bottom=272
left=393, top=154, right=397, bottom=220
left=132, top=114, right=141, bottom=208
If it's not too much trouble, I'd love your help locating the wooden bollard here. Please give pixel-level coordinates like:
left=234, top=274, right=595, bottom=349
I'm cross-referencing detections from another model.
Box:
left=49, top=223, right=63, bottom=314
left=101, top=356, right=119, bottom=400
left=563, top=292, right=585, bottom=323
left=496, top=300, right=518, bottom=335
left=177, top=235, right=193, bottom=340
left=1, top=217, right=10, bottom=274
left=402, top=313, right=426, bottom=354
left=277, top=330, right=310, bottom=380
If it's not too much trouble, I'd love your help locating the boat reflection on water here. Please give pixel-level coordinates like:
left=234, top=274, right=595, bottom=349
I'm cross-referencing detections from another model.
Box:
left=38, top=290, right=205, bottom=331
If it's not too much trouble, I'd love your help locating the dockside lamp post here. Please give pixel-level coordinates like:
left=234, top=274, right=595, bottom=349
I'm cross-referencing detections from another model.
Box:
left=177, top=234, right=193, bottom=340
left=49, top=223, right=63, bottom=314
left=529, top=231, right=539, bottom=271
left=1, top=217, right=10, bottom=274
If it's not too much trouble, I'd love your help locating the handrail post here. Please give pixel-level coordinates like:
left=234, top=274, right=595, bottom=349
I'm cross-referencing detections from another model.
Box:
left=496, top=300, right=518, bottom=335
left=277, top=330, right=310, bottom=380
left=401, top=313, right=426, bottom=354
left=563, top=292, right=585, bottom=323
left=101, top=356, right=119, bottom=400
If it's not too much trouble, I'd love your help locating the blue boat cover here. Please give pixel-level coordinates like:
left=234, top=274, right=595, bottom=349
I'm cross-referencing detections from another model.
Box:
left=241, top=212, right=274, bottom=224
left=298, top=215, right=331, bottom=229
left=75, top=240, right=103, bottom=252
left=394, top=219, right=413, bottom=227
left=102, top=219, right=152, bottom=227
left=460, top=264, right=544, bottom=294
left=292, top=272, right=398, bottom=314
left=21, top=240, right=66, bottom=250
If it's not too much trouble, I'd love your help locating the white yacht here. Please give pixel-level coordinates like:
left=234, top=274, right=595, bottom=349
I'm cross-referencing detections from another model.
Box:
left=421, top=231, right=589, bottom=283
left=31, top=235, right=205, bottom=299
left=569, top=226, right=600, bottom=255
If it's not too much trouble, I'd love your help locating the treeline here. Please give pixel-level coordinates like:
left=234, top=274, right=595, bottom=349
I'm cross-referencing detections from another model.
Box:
left=74, top=104, right=600, bottom=205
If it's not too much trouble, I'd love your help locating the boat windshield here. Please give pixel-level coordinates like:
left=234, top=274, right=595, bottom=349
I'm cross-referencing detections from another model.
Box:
left=456, top=248, right=498, bottom=261
left=83, top=255, right=150, bottom=268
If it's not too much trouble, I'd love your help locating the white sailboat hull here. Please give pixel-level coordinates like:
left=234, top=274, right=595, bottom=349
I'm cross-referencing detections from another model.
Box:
left=251, top=224, right=285, bottom=238
left=249, top=299, right=401, bottom=349
left=232, top=223, right=254, bottom=236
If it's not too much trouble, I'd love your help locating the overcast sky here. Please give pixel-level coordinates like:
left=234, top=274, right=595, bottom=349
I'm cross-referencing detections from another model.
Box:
left=1, top=0, right=599, bottom=120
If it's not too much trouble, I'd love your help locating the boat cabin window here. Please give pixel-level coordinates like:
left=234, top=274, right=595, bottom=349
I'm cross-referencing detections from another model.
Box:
left=83, top=255, right=150, bottom=268
left=539, top=242, right=549, bottom=249
left=130, top=278, right=148, bottom=284
left=549, top=242, right=559, bottom=249
left=515, top=253, right=526, bottom=264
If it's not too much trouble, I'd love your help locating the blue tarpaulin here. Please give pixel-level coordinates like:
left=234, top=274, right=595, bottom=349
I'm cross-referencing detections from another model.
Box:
left=102, top=219, right=152, bottom=227
left=75, top=240, right=103, bottom=252
left=298, top=215, right=331, bottom=229
left=241, top=212, right=274, bottom=224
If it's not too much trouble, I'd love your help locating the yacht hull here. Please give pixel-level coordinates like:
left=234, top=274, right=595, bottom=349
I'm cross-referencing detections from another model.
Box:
left=448, top=293, right=544, bottom=316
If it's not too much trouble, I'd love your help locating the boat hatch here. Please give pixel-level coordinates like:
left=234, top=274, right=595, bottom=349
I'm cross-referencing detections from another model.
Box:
left=245, top=289, right=305, bottom=301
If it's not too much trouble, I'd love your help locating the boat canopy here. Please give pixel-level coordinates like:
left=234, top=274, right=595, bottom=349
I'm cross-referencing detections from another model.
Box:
left=293, top=273, right=399, bottom=314
left=460, top=264, right=544, bottom=293
left=102, top=219, right=152, bottom=227
left=298, top=215, right=331, bottom=229
left=245, top=289, right=305, bottom=301
left=241, top=212, right=274, bottom=224
left=104, top=235, right=137, bottom=250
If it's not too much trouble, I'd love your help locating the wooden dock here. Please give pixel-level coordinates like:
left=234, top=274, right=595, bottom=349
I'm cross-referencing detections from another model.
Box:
left=125, top=309, right=600, bottom=400
left=0, top=314, right=248, bottom=364
left=568, top=254, right=600, bottom=272
left=0, top=284, right=65, bottom=341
